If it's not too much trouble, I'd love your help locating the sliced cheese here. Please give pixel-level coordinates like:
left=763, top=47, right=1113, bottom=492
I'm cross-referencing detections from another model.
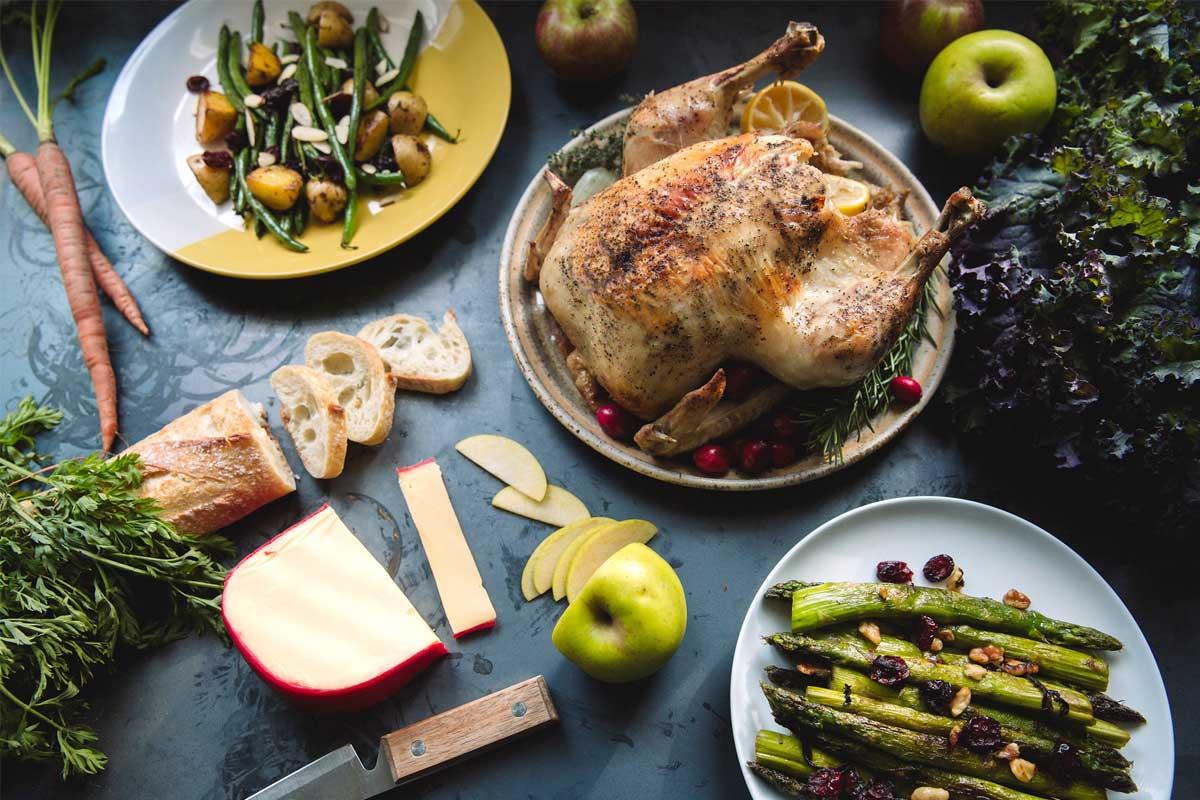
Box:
left=222, top=505, right=446, bottom=708
left=397, top=458, right=497, bottom=638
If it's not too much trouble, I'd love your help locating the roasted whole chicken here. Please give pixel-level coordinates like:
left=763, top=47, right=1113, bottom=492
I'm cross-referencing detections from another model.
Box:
left=525, top=24, right=984, bottom=457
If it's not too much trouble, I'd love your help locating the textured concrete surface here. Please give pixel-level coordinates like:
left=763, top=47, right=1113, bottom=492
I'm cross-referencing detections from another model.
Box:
left=0, top=3, right=1191, bottom=798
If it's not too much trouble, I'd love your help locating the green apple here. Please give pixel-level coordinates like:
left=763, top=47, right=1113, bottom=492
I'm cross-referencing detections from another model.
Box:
left=919, top=29, right=1056, bottom=158
left=551, top=543, right=686, bottom=683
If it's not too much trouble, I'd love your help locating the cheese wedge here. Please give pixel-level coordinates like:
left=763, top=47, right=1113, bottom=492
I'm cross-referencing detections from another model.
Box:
left=397, top=458, right=497, bottom=638
left=223, top=505, right=447, bottom=711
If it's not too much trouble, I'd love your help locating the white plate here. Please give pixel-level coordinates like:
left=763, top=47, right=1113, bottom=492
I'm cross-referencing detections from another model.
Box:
left=730, top=497, right=1173, bottom=799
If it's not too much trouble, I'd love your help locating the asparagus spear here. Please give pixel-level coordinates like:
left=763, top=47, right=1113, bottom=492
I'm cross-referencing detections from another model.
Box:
left=755, top=729, right=843, bottom=778
left=944, top=624, right=1109, bottom=692
left=765, top=580, right=820, bottom=600
left=1087, top=693, right=1146, bottom=724
left=768, top=632, right=1095, bottom=723
left=804, top=686, right=1135, bottom=792
left=791, top=583, right=1122, bottom=651
left=763, top=684, right=1106, bottom=800
left=747, top=762, right=810, bottom=798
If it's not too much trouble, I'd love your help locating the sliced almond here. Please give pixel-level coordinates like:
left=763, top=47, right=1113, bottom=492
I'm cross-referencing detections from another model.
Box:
left=257, top=151, right=277, bottom=168
left=243, top=93, right=264, bottom=109
left=361, top=162, right=378, bottom=174
left=289, top=102, right=313, bottom=128
left=280, top=53, right=300, bottom=64
left=375, top=57, right=389, bottom=76
left=335, top=115, right=350, bottom=145
left=377, top=67, right=399, bottom=85
left=312, top=141, right=332, bottom=154
left=325, top=56, right=348, bottom=70
left=291, top=125, right=329, bottom=142
left=244, top=109, right=256, bottom=147
left=279, top=63, right=298, bottom=81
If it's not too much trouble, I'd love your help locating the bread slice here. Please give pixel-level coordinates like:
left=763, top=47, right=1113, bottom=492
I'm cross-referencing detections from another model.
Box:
left=304, top=331, right=397, bottom=446
left=270, top=365, right=348, bottom=479
left=357, top=310, right=471, bottom=394
left=126, top=390, right=296, bottom=535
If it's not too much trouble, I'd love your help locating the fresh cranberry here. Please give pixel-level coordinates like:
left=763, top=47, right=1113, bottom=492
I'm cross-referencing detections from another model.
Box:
left=769, top=440, right=798, bottom=468
left=328, top=92, right=352, bottom=118
left=201, top=150, right=234, bottom=170
left=923, top=553, right=955, bottom=582
left=186, top=75, right=210, bottom=93
left=958, top=715, right=1004, bottom=754
left=1046, top=742, right=1083, bottom=780
left=875, top=560, right=913, bottom=583
left=890, top=375, right=922, bottom=405
left=920, top=679, right=955, bottom=715
left=739, top=440, right=771, bottom=474
left=722, top=363, right=758, bottom=401
left=692, top=444, right=732, bottom=476
left=805, top=767, right=845, bottom=797
left=913, top=614, right=939, bottom=651
left=770, top=412, right=799, bottom=439
left=868, top=655, right=909, bottom=686
left=596, top=403, right=635, bottom=440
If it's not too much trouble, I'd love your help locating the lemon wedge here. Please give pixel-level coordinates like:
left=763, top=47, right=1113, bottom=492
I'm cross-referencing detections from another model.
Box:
left=825, top=175, right=871, bottom=215
left=741, top=80, right=829, bottom=134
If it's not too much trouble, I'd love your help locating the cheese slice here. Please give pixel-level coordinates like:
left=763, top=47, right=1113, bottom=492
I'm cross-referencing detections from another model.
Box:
left=223, top=504, right=447, bottom=710
left=397, top=458, right=497, bottom=638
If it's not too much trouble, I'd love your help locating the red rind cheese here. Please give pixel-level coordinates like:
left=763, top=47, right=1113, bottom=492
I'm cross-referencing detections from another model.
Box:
left=223, top=504, right=447, bottom=711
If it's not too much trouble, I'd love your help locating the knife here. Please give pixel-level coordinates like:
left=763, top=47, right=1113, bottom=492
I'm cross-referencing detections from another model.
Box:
left=247, top=676, right=559, bottom=799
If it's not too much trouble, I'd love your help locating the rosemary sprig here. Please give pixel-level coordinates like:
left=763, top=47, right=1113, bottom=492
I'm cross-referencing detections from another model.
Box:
left=793, top=278, right=940, bottom=462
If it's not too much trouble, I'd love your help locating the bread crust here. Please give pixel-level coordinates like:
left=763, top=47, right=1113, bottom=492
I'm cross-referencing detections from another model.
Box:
left=304, top=331, right=397, bottom=446
left=358, top=310, right=472, bottom=395
left=126, top=390, right=296, bottom=535
left=271, top=365, right=349, bottom=480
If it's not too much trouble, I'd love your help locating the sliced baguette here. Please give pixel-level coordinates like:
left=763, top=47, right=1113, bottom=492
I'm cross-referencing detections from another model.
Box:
left=304, top=331, right=397, bottom=445
left=357, top=310, right=471, bottom=394
left=270, top=365, right=348, bottom=479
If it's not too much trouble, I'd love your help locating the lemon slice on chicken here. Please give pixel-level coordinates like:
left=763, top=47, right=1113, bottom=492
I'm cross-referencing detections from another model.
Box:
left=824, top=175, right=871, bottom=216
left=741, top=80, right=829, bottom=134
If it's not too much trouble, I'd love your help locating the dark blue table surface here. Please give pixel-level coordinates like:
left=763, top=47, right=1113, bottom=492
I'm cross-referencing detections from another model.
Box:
left=0, top=2, right=1192, bottom=798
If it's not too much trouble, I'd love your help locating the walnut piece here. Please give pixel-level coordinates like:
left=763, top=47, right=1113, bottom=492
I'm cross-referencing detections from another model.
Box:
left=963, top=664, right=987, bottom=681
left=911, top=788, right=950, bottom=800
left=950, top=686, right=972, bottom=717
left=995, top=742, right=1021, bottom=761
left=858, top=620, right=882, bottom=646
left=1010, top=758, right=1038, bottom=783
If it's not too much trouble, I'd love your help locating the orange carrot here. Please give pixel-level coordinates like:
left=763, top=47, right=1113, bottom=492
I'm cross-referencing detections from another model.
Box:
left=5, top=151, right=149, bottom=336
left=35, top=141, right=119, bottom=451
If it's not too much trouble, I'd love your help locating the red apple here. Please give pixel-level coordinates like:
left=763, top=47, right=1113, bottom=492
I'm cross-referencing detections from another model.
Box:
left=880, top=0, right=984, bottom=74
left=535, top=0, right=638, bottom=82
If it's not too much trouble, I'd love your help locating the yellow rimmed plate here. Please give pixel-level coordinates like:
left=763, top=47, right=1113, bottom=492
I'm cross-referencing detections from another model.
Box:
left=101, top=0, right=509, bottom=279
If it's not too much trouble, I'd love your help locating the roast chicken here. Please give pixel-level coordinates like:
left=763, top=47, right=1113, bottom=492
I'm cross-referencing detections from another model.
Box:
left=526, top=24, right=984, bottom=457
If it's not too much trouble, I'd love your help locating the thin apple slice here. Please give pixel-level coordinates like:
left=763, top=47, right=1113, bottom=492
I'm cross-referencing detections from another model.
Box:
left=522, top=517, right=615, bottom=601
left=493, top=485, right=589, bottom=527
left=564, top=519, right=658, bottom=603
left=456, top=434, right=548, bottom=501
left=552, top=519, right=615, bottom=601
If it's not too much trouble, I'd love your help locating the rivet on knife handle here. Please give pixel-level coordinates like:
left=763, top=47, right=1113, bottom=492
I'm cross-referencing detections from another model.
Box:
left=381, top=675, right=559, bottom=782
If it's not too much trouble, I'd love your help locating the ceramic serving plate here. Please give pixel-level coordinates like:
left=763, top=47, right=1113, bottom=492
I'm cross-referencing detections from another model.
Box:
left=101, top=0, right=509, bottom=279
left=499, top=110, right=955, bottom=490
left=730, top=497, right=1173, bottom=799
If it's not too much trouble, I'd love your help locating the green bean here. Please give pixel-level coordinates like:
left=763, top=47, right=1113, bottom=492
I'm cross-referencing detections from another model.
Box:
left=250, top=0, right=265, bottom=43
left=281, top=111, right=296, bottom=159
left=294, top=201, right=309, bottom=238
left=216, top=26, right=247, bottom=112
left=423, top=112, right=458, bottom=143
left=341, top=27, right=367, bottom=247
left=358, top=168, right=406, bottom=187
left=227, top=31, right=264, bottom=119
left=368, top=10, right=422, bottom=109
left=254, top=215, right=267, bottom=238
left=304, top=26, right=356, bottom=192
left=235, top=150, right=308, bottom=252
left=366, top=8, right=395, bottom=69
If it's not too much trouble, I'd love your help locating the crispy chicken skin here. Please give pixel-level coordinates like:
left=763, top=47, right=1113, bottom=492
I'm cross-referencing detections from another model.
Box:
left=538, top=132, right=983, bottom=421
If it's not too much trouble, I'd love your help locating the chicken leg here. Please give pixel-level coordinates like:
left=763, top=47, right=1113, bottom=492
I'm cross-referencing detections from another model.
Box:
left=622, top=21, right=825, bottom=176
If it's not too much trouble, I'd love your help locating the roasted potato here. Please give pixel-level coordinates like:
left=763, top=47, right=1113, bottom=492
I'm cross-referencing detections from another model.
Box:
left=354, top=110, right=390, bottom=161
left=246, top=42, right=282, bottom=87
left=315, top=8, right=353, bottom=49
left=246, top=165, right=303, bottom=211
left=305, top=178, right=350, bottom=223
left=186, top=154, right=231, bottom=204
left=341, top=77, right=379, bottom=109
left=387, top=91, right=428, bottom=135
left=195, top=90, right=238, bottom=145
left=307, top=1, right=352, bottom=25
left=390, top=134, right=431, bottom=185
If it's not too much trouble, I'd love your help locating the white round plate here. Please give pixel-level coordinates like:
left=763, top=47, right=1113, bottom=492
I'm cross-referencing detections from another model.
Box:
left=730, top=497, right=1173, bottom=799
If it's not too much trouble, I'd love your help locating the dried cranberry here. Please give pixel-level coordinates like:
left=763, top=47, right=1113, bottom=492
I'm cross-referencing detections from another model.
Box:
left=923, top=554, right=955, bottom=582
left=328, top=92, right=352, bottom=118
left=225, top=130, right=248, bottom=152
left=840, top=768, right=862, bottom=794
left=875, top=560, right=913, bottom=583
left=805, top=767, right=845, bottom=797
left=739, top=439, right=772, bottom=474
left=958, top=715, right=1004, bottom=754
left=722, top=363, right=758, bottom=401
left=261, top=78, right=299, bottom=109
left=860, top=780, right=897, bottom=800
left=285, top=158, right=303, bottom=174
left=868, top=655, right=909, bottom=686
left=201, top=150, right=234, bottom=170
left=913, top=614, right=940, bottom=651
left=186, top=75, right=210, bottom=93
left=314, top=155, right=344, bottom=182
left=890, top=375, right=922, bottom=405
left=692, top=444, right=732, bottom=476
left=1045, top=742, right=1083, bottom=780
left=770, top=412, right=799, bottom=439
left=919, top=679, right=955, bottom=715
left=373, top=143, right=398, bottom=171
left=769, top=440, right=798, bottom=468
left=596, top=403, right=635, bottom=440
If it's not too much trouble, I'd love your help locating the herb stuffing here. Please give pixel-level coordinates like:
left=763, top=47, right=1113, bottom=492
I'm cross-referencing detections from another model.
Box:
left=945, top=0, right=1200, bottom=529
left=0, top=398, right=229, bottom=778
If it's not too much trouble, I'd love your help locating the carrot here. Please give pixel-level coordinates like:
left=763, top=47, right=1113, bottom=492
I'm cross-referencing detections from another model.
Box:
left=4, top=151, right=149, bottom=336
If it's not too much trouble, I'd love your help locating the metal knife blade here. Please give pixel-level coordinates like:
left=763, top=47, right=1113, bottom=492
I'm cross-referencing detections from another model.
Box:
left=246, top=744, right=397, bottom=800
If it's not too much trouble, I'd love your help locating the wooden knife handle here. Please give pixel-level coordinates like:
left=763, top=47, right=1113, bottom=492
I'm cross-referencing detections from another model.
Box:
left=381, top=675, right=559, bottom=783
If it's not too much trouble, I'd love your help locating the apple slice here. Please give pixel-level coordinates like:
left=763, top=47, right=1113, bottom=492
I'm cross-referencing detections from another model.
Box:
left=493, top=485, right=589, bottom=527
left=521, top=517, right=615, bottom=600
left=551, top=519, right=615, bottom=601
left=564, top=519, right=658, bottom=603
left=456, top=434, right=548, bottom=501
